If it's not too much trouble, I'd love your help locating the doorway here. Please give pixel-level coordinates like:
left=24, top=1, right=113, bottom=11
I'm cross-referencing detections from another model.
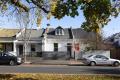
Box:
left=67, top=43, right=72, bottom=58
left=18, top=45, right=23, bottom=56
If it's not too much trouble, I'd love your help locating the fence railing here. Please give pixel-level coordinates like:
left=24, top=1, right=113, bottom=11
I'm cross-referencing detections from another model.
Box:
left=20, top=51, right=71, bottom=60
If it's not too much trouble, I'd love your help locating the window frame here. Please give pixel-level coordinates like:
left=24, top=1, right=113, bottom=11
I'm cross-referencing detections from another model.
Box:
left=55, top=29, right=64, bottom=35
left=54, top=43, right=58, bottom=51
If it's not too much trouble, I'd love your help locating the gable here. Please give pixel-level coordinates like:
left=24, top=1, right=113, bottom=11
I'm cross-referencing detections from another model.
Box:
left=46, top=28, right=72, bottom=39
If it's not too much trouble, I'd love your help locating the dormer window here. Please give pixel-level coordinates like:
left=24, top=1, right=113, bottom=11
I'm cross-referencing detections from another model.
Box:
left=55, top=26, right=64, bottom=35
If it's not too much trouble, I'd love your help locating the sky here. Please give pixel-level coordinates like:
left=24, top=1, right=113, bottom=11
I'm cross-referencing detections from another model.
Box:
left=0, top=10, right=120, bottom=38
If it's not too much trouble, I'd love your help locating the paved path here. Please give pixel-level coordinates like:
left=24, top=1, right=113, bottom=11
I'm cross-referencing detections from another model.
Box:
left=27, top=59, right=84, bottom=65
left=0, top=65, right=120, bottom=74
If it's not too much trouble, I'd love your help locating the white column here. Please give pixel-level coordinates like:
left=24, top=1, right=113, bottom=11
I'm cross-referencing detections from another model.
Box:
left=42, top=38, right=46, bottom=52
left=24, top=43, right=27, bottom=55
left=13, top=40, right=17, bottom=56
left=14, top=42, right=16, bottom=52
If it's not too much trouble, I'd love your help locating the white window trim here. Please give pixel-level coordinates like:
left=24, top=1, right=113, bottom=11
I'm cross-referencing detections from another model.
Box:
left=55, top=29, right=64, bottom=35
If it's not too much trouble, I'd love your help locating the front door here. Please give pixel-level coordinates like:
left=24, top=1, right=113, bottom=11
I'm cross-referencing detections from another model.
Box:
left=67, top=43, right=72, bottom=58
left=18, top=45, right=23, bottom=56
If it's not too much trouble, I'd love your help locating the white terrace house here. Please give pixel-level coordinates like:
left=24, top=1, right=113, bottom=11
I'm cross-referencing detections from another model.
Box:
left=0, top=26, right=96, bottom=60
left=14, top=29, right=44, bottom=57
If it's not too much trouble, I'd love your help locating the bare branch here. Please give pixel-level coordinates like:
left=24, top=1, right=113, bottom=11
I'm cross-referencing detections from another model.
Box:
left=11, top=0, right=29, bottom=12
left=31, top=0, right=49, bottom=13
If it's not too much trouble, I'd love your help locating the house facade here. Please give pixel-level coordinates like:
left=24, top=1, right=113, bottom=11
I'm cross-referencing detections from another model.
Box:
left=0, top=29, right=19, bottom=53
left=0, top=27, right=96, bottom=60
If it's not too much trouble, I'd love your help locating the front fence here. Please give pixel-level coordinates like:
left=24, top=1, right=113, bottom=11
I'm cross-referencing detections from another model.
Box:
left=20, top=51, right=71, bottom=62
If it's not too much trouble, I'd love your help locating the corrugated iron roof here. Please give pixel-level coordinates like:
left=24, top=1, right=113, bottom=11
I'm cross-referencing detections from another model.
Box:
left=0, top=29, right=19, bottom=37
left=72, top=28, right=96, bottom=40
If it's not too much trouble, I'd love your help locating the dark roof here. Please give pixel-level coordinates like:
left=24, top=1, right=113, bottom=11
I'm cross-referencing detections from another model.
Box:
left=0, top=27, right=97, bottom=42
left=56, top=26, right=63, bottom=29
left=72, top=28, right=96, bottom=40
left=105, top=32, right=120, bottom=42
left=17, top=29, right=44, bottom=40
left=46, top=28, right=96, bottom=40
left=27, top=29, right=44, bottom=38
left=105, top=33, right=120, bottom=48
left=46, top=28, right=73, bottom=39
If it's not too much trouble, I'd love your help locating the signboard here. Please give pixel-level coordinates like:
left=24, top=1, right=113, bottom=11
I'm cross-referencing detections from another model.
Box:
left=74, top=43, right=80, bottom=52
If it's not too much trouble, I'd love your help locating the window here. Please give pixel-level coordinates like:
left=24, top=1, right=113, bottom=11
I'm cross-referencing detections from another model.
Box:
left=94, top=55, right=102, bottom=58
left=56, top=29, right=59, bottom=35
left=94, top=55, right=108, bottom=60
left=59, top=29, right=63, bottom=35
left=101, top=56, right=108, bottom=60
left=54, top=43, right=58, bottom=51
left=87, top=55, right=93, bottom=58
left=31, top=45, right=35, bottom=52
left=55, top=26, right=64, bottom=35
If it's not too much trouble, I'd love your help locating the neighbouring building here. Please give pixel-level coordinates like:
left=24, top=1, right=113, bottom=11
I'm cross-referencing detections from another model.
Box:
left=0, top=26, right=96, bottom=60
left=0, top=29, right=19, bottom=52
left=105, top=33, right=120, bottom=59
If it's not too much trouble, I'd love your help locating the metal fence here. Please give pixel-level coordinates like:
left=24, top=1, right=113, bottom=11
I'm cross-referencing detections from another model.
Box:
left=20, top=51, right=71, bottom=60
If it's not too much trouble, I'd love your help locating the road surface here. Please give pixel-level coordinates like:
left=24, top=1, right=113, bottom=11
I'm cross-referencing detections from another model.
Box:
left=0, top=65, right=120, bottom=74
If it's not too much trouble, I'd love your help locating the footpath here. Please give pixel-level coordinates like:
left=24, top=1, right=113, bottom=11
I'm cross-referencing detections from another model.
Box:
left=22, top=59, right=85, bottom=66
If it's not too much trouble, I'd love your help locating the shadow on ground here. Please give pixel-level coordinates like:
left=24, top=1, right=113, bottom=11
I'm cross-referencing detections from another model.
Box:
left=0, top=74, right=120, bottom=80
left=0, top=74, right=15, bottom=79
left=15, top=78, right=38, bottom=80
left=0, top=74, right=38, bottom=80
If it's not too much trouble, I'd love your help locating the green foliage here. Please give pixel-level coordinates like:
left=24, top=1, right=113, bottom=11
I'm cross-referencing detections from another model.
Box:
left=52, top=0, right=119, bottom=32
left=0, top=0, right=119, bottom=31
left=51, top=0, right=79, bottom=19
left=81, top=0, right=115, bottom=32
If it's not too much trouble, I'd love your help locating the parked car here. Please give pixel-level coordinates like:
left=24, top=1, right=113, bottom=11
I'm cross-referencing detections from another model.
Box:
left=7, top=51, right=17, bottom=56
left=0, top=53, right=22, bottom=66
left=82, top=54, right=120, bottom=66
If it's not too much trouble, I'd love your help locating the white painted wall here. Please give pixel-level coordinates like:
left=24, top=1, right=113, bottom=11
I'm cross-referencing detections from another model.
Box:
left=44, top=39, right=72, bottom=52
left=44, top=43, right=53, bottom=51
left=58, top=43, right=67, bottom=51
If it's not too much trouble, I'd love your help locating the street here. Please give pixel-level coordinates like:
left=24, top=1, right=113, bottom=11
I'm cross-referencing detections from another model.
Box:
left=0, top=65, right=120, bottom=74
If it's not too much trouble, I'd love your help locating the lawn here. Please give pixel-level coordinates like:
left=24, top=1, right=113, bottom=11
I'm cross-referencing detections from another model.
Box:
left=0, top=74, right=120, bottom=80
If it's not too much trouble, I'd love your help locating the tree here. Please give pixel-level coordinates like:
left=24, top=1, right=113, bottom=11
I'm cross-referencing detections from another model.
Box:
left=51, top=0, right=119, bottom=49
left=52, top=0, right=119, bottom=31
left=0, top=0, right=119, bottom=29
